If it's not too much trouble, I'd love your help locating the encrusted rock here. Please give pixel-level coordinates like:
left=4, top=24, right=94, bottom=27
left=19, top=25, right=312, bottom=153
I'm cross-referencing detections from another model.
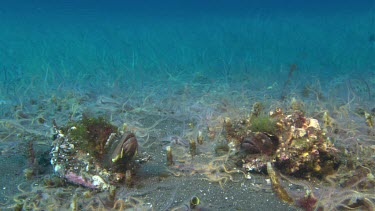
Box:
left=50, top=116, right=138, bottom=190
left=224, top=107, right=340, bottom=179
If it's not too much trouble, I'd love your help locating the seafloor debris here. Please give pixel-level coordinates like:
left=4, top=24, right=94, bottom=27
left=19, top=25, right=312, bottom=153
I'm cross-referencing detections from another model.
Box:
left=166, top=146, right=174, bottom=166
left=50, top=116, right=138, bottom=191
left=266, top=162, right=293, bottom=204
left=224, top=105, right=340, bottom=179
left=365, top=111, right=373, bottom=127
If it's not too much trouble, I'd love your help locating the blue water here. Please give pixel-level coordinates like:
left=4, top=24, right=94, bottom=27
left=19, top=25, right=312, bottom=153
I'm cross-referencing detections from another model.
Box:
left=0, top=1, right=374, bottom=210
left=1, top=1, right=374, bottom=99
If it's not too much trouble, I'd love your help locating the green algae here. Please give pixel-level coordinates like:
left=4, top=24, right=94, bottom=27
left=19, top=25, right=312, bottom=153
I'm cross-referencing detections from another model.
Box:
left=67, top=116, right=118, bottom=159
left=249, top=115, right=277, bottom=134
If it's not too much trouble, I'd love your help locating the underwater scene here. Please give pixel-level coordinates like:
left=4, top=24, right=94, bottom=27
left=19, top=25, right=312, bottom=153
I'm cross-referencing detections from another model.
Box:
left=0, top=0, right=375, bottom=210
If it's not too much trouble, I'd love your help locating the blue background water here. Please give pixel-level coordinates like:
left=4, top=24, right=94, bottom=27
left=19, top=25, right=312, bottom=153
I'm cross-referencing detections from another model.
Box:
left=3, top=0, right=374, bottom=13
left=0, top=1, right=374, bottom=210
left=1, top=0, right=374, bottom=100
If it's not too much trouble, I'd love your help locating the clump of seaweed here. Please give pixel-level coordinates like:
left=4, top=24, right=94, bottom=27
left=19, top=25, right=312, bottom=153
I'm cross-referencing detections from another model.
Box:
left=66, top=115, right=118, bottom=159
left=249, top=115, right=277, bottom=134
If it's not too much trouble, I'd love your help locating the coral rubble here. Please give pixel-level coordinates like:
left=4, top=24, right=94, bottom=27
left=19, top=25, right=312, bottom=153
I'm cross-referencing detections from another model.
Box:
left=50, top=116, right=138, bottom=191
left=224, top=106, right=340, bottom=179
